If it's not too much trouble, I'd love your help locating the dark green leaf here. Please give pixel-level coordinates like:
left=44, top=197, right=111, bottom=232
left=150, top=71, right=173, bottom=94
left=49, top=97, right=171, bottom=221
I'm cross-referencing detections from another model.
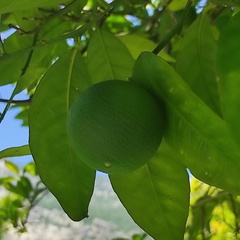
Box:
left=176, top=13, right=220, bottom=114
left=110, top=142, right=190, bottom=240
left=29, top=49, right=95, bottom=221
left=217, top=12, right=240, bottom=145
left=132, top=52, right=240, bottom=194
left=87, top=28, right=134, bottom=83
left=14, top=106, right=30, bottom=126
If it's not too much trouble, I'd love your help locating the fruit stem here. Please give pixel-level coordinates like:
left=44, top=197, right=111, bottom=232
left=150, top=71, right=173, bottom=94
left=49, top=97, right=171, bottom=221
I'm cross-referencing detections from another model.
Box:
left=152, top=0, right=193, bottom=55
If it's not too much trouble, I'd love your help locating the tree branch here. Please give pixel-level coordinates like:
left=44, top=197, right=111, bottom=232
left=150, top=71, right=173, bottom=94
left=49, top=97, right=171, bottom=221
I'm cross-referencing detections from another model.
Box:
left=0, top=98, right=31, bottom=104
left=152, top=0, right=193, bottom=55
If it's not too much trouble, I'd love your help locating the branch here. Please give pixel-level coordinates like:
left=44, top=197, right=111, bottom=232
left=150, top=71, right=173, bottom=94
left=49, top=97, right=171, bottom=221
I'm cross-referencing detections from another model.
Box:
left=152, top=0, right=193, bottom=55
left=0, top=98, right=31, bottom=104
left=0, top=33, right=37, bottom=123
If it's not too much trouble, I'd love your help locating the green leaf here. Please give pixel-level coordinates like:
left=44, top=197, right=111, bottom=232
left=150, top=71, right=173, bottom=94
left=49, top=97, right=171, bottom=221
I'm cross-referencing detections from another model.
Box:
left=29, top=48, right=95, bottom=221
left=23, top=162, right=38, bottom=176
left=14, top=67, right=46, bottom=95
left=0, top=0, right=70, bottom=14
left=0, top=31, right=31, bottom=86
left=168, top=0, right=187, bottom=11
left=132, top=52, right=240, bottom=194
left=110, top=142, right=190, bottom=240
left=0, top=145, right=31, bottom=159
left=119, top=34, right=175, bottom=62
left=87, top=28, right=134, bottom=83
left=176, top=14, right=221, bottom=114
left=14, top=106, right=29, bottom=126
left=0, top=54, right=28, bottom=86
left=4, top=161, right=19, bottom=174
left=4, top=176, right=32, bottom=198
left=188, top=193, right=223, bottom=239
left=0, top=177, right=15, bottom=185
left=217, top=12, right=240, bottom=145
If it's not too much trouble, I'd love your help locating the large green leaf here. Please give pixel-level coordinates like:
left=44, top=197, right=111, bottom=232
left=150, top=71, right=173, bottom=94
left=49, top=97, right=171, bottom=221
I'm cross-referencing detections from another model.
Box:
left=0, top=0, right=69, bottom=14
left=86, top=28, right=134, bottom=83
left=217, top=12, right=240, bottom=145
left=132, top=52, right=240, bottom=194
left=176, top=13, right=220, bottom=114
left=110, top=141, right=189, bottom=240
left=29, top=48, right=95, bottom=221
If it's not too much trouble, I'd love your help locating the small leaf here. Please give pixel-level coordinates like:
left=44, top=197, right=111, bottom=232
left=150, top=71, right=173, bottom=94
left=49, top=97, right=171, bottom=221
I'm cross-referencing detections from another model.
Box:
left=0, top=177, right=15, bottom=185
left=17, top=176, right=33, bottom=198
left=0, top=145, right=31, bottom=159
left=4, top=161, right=19, bottom=174
left=110, top=142, right=190, bottom=240
left=119, top=34, right=175, bottom=62
left=3, top=176, right=32, bottom=198
left=29, top=48, right=95, bottom=221
left=168, top=0, right=187, bottom=11
left=23, top=162, right=38, bottom=176
left=87, top=28, right=134, bottom=83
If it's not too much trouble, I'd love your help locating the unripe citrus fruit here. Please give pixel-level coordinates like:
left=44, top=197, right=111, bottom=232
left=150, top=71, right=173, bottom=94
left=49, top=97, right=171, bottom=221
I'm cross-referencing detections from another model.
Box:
left=67, top=80, right=164, bottom=174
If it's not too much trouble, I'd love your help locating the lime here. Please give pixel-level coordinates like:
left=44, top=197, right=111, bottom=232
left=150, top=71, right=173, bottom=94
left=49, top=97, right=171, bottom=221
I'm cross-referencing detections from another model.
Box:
left=67, top=80, right=164, bottom=174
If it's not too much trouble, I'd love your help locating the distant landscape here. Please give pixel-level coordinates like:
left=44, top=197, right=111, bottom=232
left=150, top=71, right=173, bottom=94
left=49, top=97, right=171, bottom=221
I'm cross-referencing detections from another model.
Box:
left=1, top=165, right=152, bottom=240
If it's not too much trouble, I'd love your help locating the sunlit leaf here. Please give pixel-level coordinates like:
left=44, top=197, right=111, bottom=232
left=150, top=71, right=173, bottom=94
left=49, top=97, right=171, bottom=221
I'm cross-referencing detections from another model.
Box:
left=168, top=0, right=187, bottom=11
left=29, top=48, right=95, bottom=221
left=4, top=161, right=19, bottom=174
left=0, top=177, right=15, bottom=185
left=0, top=145, right=31, bottom=159
left=119, top=34, right=175, bottom=62
left=23, top=162, right=38, bottom=176
left=87, top=28, right=134, bottom=83
left=110, top=142, right=190, bottom=240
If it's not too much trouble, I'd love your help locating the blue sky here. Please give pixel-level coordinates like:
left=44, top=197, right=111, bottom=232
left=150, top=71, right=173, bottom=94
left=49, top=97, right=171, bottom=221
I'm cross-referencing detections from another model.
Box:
left=0, top=84, right=32, bottom=165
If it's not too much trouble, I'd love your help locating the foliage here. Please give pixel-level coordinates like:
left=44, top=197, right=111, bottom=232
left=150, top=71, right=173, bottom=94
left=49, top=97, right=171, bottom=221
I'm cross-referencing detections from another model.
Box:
left=0, top=161, right=46, bottom=238
left=1, top=0, right=240, bottom=239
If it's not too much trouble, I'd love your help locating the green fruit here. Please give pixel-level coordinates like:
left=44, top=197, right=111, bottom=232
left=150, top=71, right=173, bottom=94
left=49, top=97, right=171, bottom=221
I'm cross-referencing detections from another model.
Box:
left=67, top=80, right=164, bottom=174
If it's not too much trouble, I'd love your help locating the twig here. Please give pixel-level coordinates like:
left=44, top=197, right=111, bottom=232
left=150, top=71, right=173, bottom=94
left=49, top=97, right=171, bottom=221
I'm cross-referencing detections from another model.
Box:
left=0, top=98, right=31, bottom=104
left=0, top=33, right=38, bottom=123
left=152, top=0, right=193, bottom=55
